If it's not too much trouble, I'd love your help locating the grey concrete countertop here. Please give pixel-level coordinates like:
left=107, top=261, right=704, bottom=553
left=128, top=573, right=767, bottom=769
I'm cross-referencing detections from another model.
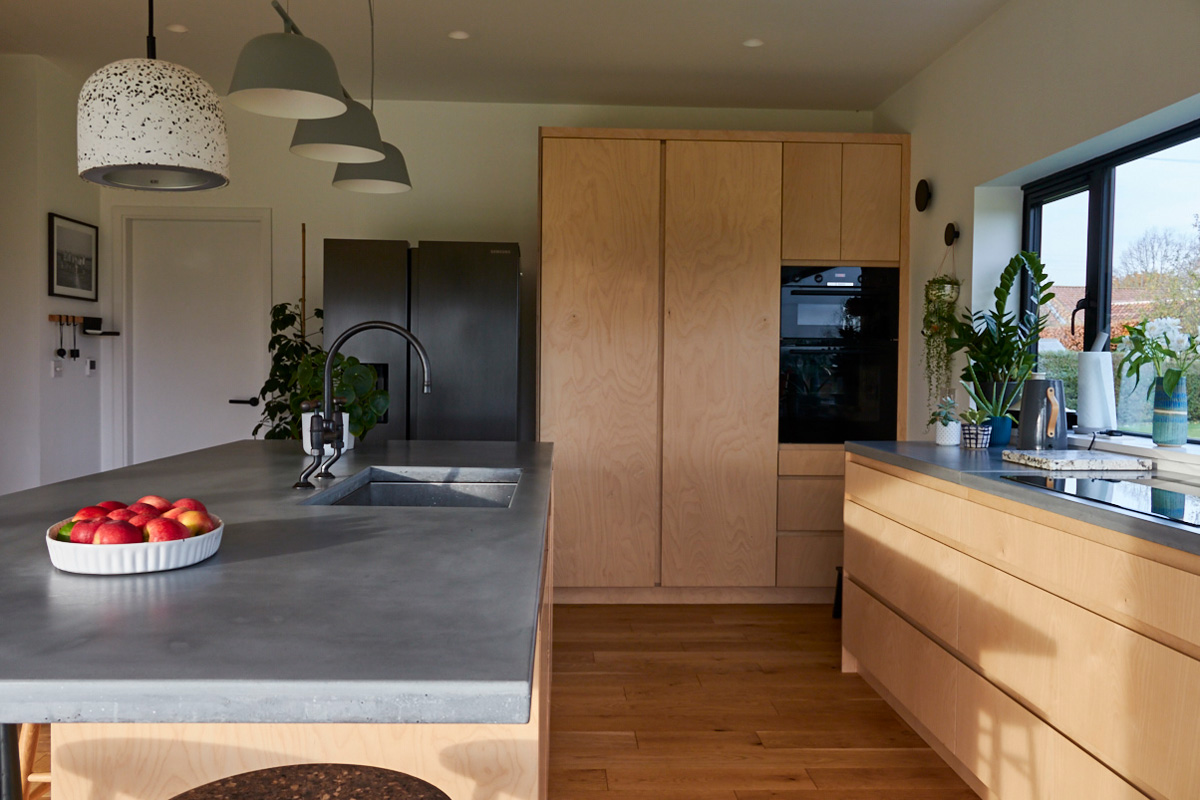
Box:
left=846, top=441, right=1200, bottom=558
left=0, top=439, right=552, bottom=725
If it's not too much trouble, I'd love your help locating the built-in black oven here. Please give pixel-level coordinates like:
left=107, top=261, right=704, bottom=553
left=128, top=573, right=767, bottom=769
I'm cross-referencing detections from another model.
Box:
left=780, top=266, right=899, bottom=443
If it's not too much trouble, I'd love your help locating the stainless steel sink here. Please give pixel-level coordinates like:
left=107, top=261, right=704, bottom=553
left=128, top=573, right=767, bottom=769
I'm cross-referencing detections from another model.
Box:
left=302, top=466, right=520, bottom=508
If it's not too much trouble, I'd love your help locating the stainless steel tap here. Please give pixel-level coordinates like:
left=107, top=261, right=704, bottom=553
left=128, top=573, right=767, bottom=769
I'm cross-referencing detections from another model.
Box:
left=294, top=321, right=432, bottom=489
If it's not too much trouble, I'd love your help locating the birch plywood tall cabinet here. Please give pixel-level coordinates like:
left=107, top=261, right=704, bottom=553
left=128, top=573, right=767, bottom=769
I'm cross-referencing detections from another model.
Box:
left=539, top=137, right=662, bottom=587
left=539, top=128, right=908, bottom=597
left=661, top=140, right=781, bottom=587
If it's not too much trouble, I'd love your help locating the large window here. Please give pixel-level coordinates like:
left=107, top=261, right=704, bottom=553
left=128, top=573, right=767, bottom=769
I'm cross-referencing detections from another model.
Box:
left=1023, top=120, right=1200, bottom=440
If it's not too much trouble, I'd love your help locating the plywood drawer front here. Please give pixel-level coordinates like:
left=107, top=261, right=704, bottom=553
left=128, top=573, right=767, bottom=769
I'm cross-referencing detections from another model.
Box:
left=957, top=556, right=1200, bottom=800
left=962, top=498, right=1200, bottom=653
left=778, top=477, right=843, bottom=531
left=955, top=663, right=1148, bottom=800
left=844, top=580, right=957, bottom=747
left=844, top=461, right=966, bottom=542
left=776, top=532, right=841, bottom=587
left=778, top=445, right=845, bottom=476
left=844, top=501, right=959, bottom=647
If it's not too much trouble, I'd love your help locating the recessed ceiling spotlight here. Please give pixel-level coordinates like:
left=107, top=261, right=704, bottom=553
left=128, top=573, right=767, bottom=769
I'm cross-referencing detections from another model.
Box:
left=166, top=23, right=188, bottom=33
left=448, top=30, right=470, bottom=40
left=743, top=38, right=764, bottom=47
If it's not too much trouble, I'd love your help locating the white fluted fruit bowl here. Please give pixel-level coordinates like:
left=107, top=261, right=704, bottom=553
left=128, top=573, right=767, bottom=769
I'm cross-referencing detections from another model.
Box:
left=45, top=515, right=223, bottom=575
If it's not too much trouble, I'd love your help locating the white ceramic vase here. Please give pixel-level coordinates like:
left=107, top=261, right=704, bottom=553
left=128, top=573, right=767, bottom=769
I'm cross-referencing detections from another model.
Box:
left=934, top=420, right=961, bottom=446
left=300, top=411, right=355, bottom=456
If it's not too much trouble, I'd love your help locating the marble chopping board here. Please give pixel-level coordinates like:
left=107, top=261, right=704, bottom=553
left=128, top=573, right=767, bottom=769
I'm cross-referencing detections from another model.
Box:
left=1001, top=449, right=1154, bottom=471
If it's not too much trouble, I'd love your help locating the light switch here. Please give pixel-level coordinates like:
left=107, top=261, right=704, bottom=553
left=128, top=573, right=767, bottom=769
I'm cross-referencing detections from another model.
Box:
left=85, top=358, right=97, bottom=376
left=50, top=359, right=63, bottom=379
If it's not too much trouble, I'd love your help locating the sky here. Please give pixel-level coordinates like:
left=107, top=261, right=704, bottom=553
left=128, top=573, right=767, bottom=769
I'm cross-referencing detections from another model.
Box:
left=1037, top=136, right=1200, bottom=287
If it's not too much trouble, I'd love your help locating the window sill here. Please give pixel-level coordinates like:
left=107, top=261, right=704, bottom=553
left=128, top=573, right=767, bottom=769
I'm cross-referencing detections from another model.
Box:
left=1067, top=432, right=1200, bottom=482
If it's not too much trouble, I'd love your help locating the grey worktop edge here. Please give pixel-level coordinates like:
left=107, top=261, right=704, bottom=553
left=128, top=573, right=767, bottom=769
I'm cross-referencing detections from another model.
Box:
left=845, top=441, right=1200, bottom=558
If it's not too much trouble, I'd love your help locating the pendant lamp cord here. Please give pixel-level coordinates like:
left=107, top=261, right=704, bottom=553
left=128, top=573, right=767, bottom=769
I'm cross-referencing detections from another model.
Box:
left=368, top=0, right=375, bottom=112
left=146, top=0, right=156, bottom=58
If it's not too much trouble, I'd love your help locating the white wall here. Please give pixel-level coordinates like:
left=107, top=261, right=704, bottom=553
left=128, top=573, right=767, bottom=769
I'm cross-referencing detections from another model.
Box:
left=875, top=0, right=1200, bottom=436
left=36, top=60, right=104, bottom=486
left=0, top=56, right=100, bottom=495
left=98, top=101, right=873, bottom=311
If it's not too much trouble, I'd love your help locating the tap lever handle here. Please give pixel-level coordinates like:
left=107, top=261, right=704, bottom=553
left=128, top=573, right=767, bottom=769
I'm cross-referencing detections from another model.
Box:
left=299, top=400, right=319, bottom=413
left=332, top=396, right=348, bottom=410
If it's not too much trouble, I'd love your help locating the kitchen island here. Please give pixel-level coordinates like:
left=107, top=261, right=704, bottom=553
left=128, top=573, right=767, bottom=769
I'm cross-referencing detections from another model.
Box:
left=0, top=439, right=553, bottom=800
left=842, top=442, right=1200, bottom=800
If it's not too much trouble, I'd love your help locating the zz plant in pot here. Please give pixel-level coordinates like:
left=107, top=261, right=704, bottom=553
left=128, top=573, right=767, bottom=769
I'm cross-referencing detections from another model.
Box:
left=947, top=251, right=1055, bottom=444
left=254, top=302, right=390, bottom=442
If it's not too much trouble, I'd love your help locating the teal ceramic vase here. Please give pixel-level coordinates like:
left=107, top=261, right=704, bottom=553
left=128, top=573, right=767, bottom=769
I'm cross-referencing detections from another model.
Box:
left=987, top=415, right=1012, bottom=447
left=1152, top=376, right=1188, bottom=447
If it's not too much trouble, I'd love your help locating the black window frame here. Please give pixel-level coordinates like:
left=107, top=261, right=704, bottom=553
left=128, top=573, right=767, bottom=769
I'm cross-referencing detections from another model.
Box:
left=1022, top=116, right=1200, bottom=439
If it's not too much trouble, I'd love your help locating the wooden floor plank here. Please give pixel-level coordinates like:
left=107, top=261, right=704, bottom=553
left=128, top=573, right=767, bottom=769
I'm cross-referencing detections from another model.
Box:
left=549, top=604, right=976, bottom=799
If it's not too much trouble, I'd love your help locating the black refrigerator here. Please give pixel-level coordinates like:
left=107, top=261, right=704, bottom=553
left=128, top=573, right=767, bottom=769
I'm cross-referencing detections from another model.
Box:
left=323, top=239, right=532, bottom=442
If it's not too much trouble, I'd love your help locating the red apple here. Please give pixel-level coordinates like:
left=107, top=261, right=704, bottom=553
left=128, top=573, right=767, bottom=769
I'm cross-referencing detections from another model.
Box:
left=72, top=505, right=109, bottom=522
left=126, top=502, right=160, bottom=516
left=172, top=498, right=208, bottom=514
left=177, top=510, right=215, bottom=535
left=161, top=506, right=186, bottom=520
left=97, top=500, right=127, bottom=511
left=145, top=517, right=192, bottom=542
left=70, top=519, right=102, bottom=544
left=128, top=512, right=159, bottom=530
left=106, top=507, right=138, bottom=521
left=93, top=520, right=142, bottom=545
left=136, top=495, right=173, bottom=512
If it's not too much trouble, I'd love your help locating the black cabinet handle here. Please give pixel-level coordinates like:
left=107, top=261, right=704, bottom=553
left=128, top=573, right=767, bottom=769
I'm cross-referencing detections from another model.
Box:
left=229, top=397, right=260, bottom=407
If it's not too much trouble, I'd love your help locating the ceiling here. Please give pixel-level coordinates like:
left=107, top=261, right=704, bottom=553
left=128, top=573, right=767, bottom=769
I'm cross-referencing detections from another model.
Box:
left=0, top=0, right=1008, bottom=110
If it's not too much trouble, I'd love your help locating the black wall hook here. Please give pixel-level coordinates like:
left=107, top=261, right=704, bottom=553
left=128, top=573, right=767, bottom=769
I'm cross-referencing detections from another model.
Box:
left=944, top=223, right=960, bottom=247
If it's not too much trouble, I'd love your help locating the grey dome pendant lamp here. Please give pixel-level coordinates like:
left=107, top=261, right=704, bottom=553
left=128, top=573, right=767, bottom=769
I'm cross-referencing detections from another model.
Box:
left=228, top=1, right=347, bottom=119
left=332, top=0, right=412, bottom=193
left=77, top=0, right=229, bottom=190
left=290, top=98, right=385, bottom=163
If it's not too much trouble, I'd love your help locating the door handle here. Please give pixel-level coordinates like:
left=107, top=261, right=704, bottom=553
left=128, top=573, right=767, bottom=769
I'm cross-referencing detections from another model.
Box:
left=229, top=397, right=260, bottom=407
left=1070, top=297, right=1087, bottom=337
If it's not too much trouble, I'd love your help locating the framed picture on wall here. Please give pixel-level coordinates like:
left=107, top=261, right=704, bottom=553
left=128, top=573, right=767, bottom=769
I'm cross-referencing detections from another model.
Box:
left=49, top=213, right=99, bottom=301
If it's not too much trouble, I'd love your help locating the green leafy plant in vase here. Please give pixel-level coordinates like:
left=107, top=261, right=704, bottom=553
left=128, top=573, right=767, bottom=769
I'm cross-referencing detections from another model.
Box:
left=922, top=274, right=961, bottom=422
left=1114, top=317, right=1200, bottom=446
left=947, top=251, right=1055, bottom=446
left=254, top=302, right=390, bottom=443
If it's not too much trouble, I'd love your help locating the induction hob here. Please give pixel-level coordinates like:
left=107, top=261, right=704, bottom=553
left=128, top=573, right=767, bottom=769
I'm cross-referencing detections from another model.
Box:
left=1003, top=474, right=1200, bottom=528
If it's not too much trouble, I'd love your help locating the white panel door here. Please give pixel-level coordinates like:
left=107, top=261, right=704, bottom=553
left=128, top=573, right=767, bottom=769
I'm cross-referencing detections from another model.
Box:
left=129, top=216, right=270, bottom=463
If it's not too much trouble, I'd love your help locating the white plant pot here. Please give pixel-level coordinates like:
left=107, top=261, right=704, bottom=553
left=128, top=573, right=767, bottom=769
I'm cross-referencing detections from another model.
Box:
left=300, top=412, right=355, bottom=456
left=934, top=420, right=961, bottom=446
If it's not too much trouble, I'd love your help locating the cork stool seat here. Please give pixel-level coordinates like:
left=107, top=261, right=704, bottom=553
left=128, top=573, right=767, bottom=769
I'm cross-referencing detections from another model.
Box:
left=169, top=764, right=451, bottom=800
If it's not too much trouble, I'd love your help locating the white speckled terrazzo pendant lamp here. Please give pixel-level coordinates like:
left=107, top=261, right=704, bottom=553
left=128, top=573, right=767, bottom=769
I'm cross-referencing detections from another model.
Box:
left=77, top=0, right=229, bottom=191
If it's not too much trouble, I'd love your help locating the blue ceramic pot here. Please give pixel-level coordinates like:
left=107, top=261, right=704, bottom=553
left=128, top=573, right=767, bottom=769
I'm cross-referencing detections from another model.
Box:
left=1152, top=376, right=1188, bottom=447
left=987, top=415, right=1013, bottom=447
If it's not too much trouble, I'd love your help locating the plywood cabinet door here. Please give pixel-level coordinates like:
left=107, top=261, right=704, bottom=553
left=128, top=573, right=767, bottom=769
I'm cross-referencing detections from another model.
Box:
left=540, top=138, right=662, bottom=587
left=781, top=142, right=903, bottom=263
left=841, top=143, right=902, bottom=262
left=662, top=140, right=781, bottom=587
left=781, top=142, right=842, bottom=261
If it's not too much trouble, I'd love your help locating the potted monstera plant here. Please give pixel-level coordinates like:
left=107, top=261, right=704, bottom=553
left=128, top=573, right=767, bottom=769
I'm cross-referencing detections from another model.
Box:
left=253, top=302, right=390, bottom=445
left=947, top=252, right=1055, bottom=446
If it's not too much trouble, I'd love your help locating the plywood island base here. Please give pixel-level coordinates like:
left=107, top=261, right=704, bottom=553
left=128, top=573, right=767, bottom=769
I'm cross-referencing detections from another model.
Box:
left=52, top=564, right=553, bottom=800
